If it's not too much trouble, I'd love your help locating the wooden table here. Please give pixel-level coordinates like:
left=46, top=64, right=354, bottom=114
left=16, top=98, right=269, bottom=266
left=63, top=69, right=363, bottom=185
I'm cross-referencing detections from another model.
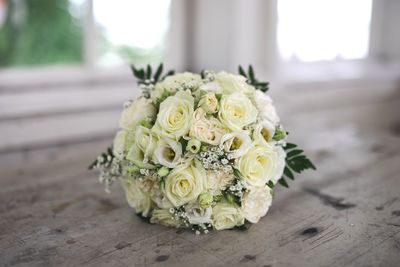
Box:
left=1, top=88, right=400, bottom=267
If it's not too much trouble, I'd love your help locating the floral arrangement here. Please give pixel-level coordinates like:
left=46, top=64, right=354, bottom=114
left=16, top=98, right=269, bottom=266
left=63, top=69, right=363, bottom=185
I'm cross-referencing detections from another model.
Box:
left=90, top=64, right=315, bottom=233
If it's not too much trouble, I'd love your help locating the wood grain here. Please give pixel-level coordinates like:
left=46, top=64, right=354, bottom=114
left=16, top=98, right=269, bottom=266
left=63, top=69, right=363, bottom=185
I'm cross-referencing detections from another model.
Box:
left=1, top=84, right=400, bottom=266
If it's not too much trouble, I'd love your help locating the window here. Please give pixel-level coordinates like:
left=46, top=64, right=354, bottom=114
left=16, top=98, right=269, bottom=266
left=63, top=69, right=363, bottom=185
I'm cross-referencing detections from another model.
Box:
left=0, top=0, right=171, bottom=69
left=277, top=0, right=373, bottom=62
left=93, top=0, right=171, bottom=67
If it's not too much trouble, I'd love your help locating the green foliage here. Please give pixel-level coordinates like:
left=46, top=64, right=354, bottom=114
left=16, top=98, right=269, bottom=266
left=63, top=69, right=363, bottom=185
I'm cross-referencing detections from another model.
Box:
left=0, top=0, right=83, bottom=67
left=88, top=147, right=114, bottom=170
left=278, top=143, right=316, bottom=188
left=238, top=65, right=269, bottom=92
left=130, top=63, right=175, bottom=85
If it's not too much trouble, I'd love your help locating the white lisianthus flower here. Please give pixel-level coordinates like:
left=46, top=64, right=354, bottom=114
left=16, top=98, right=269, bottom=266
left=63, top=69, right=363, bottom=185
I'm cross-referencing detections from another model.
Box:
left=150, top=209, right=182, bottom=228
left=253, top=90, right=280, bottom=125
left=119, top=98, right=156, bottom=131
left=152, top=90, right=194, bottom=140
left=185, top=204, right=212, bottom=225
left=215, top=71, right=254, bottom=96
left=198, top=92, right=219, bottom=114
left=220, top=130, right=252, bottom=159
left=237, top=143, right=285, bottom=188
left=205, top=170, right=234, bottom=195
left=218, top=92, right=258, bottom=130
left=253, top=120, right=276, bottom=145
left=121, top=178, right=153, bottom=217
left=211, top=201, right=244, bottom=230
left=198, top=81, right=222, bottom=93
left=190, top=108, right=226, bottom=145
left=113, top=130, right=135, bottom=159
left=153, top=139, right=182, bottom=168
left=164, top=160, right=206, bottom=207
left=241, top=186, right=273, bottom=223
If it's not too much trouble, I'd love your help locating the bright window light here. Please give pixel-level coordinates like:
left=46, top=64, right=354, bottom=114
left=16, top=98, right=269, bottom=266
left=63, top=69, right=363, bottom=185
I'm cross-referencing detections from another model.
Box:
left=278, top=0, right=373, bottom=62
left=93, top=0, right=170, bottom=66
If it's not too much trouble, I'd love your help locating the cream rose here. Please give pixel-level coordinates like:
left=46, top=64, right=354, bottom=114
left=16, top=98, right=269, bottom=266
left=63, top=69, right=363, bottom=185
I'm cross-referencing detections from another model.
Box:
left=198, top=92, right=219, bottom=114
left=220, top=130, right=252, bottom=159
left=253, top=90, right=280, bottom=125
left=189, top=108, right=226, bottom=145
left=241, top=186, right=273, bottom=223
left=211, top=201, right=244, bottom=230
left=121, top=178, right=153, bottom=217
left=126, top=126, right=157, bottom=169
left=119, top=98, right=156, bottom=131
left=215, top=71, right=255, bottom=96
left=206, top=170, right=234, bottom=195
left=164, top=160, right=206, bottom=207
left=113, top=130, right=135, bottom=159
left=150, top=209, right=182, bottom=228
left=237, top=143, right=285, bottom=188
left=152, top=90, right=194, bottom=140
left=218, top=92, right=258, bottom=130
left=153, top=139, right=182, bottom=168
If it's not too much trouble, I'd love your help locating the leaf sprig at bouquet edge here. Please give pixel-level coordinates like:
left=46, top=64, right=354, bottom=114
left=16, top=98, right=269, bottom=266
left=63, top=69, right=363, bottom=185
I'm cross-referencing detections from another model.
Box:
left=89, top=63, right=316, bottom=233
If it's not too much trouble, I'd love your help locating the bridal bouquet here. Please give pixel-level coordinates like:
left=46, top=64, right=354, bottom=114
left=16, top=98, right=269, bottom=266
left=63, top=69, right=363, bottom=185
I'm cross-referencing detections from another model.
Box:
left=90, top=64, right=315, bottom=233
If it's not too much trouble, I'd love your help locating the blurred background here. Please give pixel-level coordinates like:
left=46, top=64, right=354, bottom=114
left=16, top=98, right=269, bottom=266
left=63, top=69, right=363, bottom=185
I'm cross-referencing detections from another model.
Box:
left=0, top=0, right=399, bottom=177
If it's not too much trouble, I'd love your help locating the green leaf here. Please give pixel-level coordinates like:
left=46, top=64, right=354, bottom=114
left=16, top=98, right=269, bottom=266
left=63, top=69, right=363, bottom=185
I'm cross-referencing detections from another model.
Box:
left=237, top=65, right=269, bottom=92
left=278, top=177, right=289, bottom=188
left=284, top=143, right=297, bottom=150
left=284, top=166, right=294, bottom=180
left=287, top=149, right=303, bottom=158
left=234, top=169, right=245, bottom=180
left=266, top=180, right=275, bottom=189
left=146, top=64, right=152, bottom=79
left=238, top=65, right=247, bottom=77
left=276, top=142, right=316, bottom=188
left=248, top=65, right=255, bottom=83
left=154, top=63, right=163, bottom=82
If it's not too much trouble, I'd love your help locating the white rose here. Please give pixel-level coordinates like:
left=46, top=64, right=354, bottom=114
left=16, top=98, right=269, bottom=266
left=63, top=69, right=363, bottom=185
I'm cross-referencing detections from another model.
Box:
left=218, top=92, right=258, bottom=130
left=153, top=139, right=182, bottom=168
left=253, top=90, right=280, bottom=125
left=198, top=92, right=219, bottom=114
left=237, top=143, right=286, bottom=188
left=113, top=130, right=135, bottom=159
left=152, top=90, right=194, bottom=140
left=150, top=209, right=182, bottom=228
left=164, top=160, right=206, bottom=207
left=220, top=130, right=252, bottom=159
left=185, top=204, right=212, bottom=225
left=211, top=201, right=244, bottom=230
left=126, top=126, right=157, bottom=169
left=215, top=71, right=255, bottom=96
left=253, top=120, right=276, bottom=145
left=190, top=108, right=226, bottom=145
left=121, top=178, right=153, bottom=217
left=241, top=186, right=273, bottom=223
left=119, top=98, right=156, bottom=131
left=205, top=170, right=234, bottom=195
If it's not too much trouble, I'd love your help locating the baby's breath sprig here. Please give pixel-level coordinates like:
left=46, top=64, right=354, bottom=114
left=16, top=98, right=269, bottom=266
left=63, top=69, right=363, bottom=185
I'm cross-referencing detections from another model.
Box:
left=196, top=146, right=234, bottom=173
left=89, top=147, right=122, bottom=193
left=130, top=63, right=175, bottom=98
left=201, top=70, right=215, bottom=83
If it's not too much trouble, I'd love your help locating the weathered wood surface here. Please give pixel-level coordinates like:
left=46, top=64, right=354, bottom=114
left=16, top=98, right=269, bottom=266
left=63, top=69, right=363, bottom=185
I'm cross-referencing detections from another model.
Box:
left=1, top=85, right=400, bottom=267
